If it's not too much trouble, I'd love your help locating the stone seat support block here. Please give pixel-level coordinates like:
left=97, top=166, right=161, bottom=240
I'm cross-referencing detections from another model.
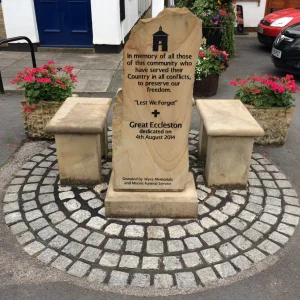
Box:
left=45, top=97, right=112, bottom=186
left=196, top=100, right=264, bottom=187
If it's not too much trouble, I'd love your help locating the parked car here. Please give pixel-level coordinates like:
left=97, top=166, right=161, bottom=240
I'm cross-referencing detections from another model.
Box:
left=257, top=8, right=300, bottom=46
left=272, top=22, right=300, bottom=74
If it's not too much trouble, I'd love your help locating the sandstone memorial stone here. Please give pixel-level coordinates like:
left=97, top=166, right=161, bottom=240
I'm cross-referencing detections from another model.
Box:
left=105, top=8, right=202, bottom=218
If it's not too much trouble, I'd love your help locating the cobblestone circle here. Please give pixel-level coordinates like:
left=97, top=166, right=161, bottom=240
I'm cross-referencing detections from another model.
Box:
left=3, top=129, right=300, bottom=292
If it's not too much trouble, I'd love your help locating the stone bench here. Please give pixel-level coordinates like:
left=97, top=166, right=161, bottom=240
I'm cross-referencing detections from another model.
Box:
left=45, top=97, right=112, bottom=186
left=196, top=100, right=264, bottom=187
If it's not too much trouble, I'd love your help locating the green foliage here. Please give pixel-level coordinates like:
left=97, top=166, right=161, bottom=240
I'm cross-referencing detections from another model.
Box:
left=220, top=4, right=236, bottom=56
left=23, top=80, right=73, bottom=103
left=175, top=0, right=195, bottom=9
left=193, top=0, right=218, bottom=12
left=231, top=74, right=298, bottom=108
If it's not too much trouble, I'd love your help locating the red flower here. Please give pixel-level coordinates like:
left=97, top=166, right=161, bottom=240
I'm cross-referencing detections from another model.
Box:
left=230, top=80, right=237, bottom=86
left=199, top=52, right=205, bottom=57
left=48, top=60, right=55, bottom=65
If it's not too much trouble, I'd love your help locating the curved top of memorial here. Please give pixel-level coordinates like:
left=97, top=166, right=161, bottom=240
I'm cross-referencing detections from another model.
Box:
left=125, top=7, right=201, bottom=51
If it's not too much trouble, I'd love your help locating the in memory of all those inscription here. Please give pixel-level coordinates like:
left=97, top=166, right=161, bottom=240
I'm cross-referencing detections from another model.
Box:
left=112, top=12, right=202, bottom=191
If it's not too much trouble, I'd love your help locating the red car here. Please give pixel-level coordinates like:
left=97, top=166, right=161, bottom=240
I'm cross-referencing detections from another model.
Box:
left=257, top=8, right=300, bottom=46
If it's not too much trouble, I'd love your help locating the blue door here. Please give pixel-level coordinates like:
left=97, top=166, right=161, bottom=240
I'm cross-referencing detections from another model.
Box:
left=34, top=0, right=93, bottom=47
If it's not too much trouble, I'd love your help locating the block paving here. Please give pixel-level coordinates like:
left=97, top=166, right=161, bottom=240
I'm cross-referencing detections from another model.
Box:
left=3, top=129, right=300, bottom=291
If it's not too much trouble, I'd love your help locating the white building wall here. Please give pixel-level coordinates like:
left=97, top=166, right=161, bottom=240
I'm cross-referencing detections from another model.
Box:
left=152, top=0, right=165, bottom=18
left=2, top=0, right=39, bottom=43
left=237, top=0, right=267, bottom=27
left=121, top=0, right=152, bottom=42
left=92, top=0, right=151, bottom=45
left=2, top=0, right=152, bottom=46
left=91, top=0, right=122, bottom=45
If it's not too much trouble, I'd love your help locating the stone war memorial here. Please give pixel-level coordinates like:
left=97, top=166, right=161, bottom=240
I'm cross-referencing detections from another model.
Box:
left=105, top=8, right=202, bottom=218
left=3, top=5, right=300, bottom=294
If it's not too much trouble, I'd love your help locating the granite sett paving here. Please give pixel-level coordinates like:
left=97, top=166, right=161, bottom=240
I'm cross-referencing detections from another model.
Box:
left=2, top=129, right=300, bottom=293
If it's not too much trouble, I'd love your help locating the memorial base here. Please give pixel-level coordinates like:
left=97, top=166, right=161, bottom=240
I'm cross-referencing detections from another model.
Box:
left=105, top=172, right=198, bottom=218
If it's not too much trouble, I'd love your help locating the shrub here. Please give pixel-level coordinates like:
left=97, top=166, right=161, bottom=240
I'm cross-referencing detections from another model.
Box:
left=230, top=74, right=299, bottom=108
left=195, top=45, right=229, bottom=79
left=11, top=61, right=77, bottom=103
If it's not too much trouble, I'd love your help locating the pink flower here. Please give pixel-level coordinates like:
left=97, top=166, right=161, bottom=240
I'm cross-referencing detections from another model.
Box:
left=286, top=74, right=294, bottom=79
left=48, top=60, right=55, bottom=65
left=70, top=75, right=78, bottom=82
left=277, top=85, right=285, bottom=93
left=63, top=65, right=74, bottom=74
left=230, top=80, right=237, bottom=86
left=24, top=76, right=35, bottom=83
left=36, top=78, right=51, bottom=83
left=199, top=52, right=206, bottom=57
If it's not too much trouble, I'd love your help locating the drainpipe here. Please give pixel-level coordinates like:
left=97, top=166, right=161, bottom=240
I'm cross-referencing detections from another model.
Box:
left=168, top=0, right=175, bottom=7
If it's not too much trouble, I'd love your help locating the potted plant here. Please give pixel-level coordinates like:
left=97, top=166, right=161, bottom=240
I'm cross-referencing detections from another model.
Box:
left=230, top=74, right=299, bottom=145
left=194, top=45, right=229, bottom=97
left=176, top=0, right=236, bottom=55
left=197, top=10, right=226, bottom=48
left=192, top=0, right=226, bottom=48
left=11, top=61, right=77, bottom=139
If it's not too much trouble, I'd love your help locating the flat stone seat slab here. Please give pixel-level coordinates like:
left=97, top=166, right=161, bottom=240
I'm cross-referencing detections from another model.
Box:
left=45, top=97, right=112, bottom=186
left=196, top=100, right=264, bottom=187
left=45, top=97, right=111, bottom=134
left=197, top=100, right=265, bottom=137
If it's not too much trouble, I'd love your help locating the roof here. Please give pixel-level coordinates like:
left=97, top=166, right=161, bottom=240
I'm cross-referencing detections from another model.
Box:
left=153, top=26, right=168, bottom=36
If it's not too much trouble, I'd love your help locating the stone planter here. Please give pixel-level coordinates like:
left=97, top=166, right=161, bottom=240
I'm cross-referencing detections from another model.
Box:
left=193, top=74, right=219, bottom=97
left=21, top=100, right=63, bottom=139
left=245, top=104, right=295, bottom=146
